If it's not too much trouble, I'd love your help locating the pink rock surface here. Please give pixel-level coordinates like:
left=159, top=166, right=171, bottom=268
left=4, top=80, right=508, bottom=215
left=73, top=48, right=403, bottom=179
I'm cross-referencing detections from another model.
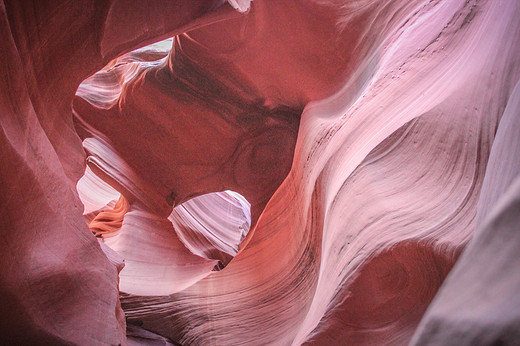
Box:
left=169, top=190, right=251, bottom=268
left=1, top=0, right=520, bottom=345
left=410, top=78, right=520, bottom=346
left=0, top=1, right=251, bottom=344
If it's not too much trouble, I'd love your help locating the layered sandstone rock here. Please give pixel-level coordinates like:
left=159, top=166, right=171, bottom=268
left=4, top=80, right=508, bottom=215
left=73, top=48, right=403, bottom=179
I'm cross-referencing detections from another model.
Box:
left=0, top=1, right=251, bottom=344
left=1, top=0, right=519, bottom=345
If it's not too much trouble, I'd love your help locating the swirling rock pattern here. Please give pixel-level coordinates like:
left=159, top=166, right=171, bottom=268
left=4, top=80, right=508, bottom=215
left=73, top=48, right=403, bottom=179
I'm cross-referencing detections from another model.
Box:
left=1, top=0, right=520, bottom=345
left=169, top=190, right=251, bottom=268
left=0, top=1, right=251, bottom=344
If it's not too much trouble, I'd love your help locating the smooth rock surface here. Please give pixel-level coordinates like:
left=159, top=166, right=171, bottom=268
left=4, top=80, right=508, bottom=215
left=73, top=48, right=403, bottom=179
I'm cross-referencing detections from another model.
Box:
left=0, top=1, right=251, bottom=344
left=1, top=0, right=520, bottom=345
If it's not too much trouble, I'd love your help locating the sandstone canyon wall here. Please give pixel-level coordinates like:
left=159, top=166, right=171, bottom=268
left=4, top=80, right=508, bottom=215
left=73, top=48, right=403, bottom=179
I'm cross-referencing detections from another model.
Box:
left=1, top=0, right=520, bottom=345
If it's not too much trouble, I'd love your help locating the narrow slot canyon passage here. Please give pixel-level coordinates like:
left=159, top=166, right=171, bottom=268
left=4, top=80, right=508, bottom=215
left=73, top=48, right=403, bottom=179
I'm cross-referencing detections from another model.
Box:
left=73, top=36, right=293, bottom=298
left=1, top=1, right=520, bottom=345
left=78, top=164, right=252, bottom=293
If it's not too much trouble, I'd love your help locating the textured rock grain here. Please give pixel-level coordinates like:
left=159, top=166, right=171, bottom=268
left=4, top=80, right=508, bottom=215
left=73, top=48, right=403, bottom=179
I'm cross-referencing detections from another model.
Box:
left=1, top=0, right=520, bottom=345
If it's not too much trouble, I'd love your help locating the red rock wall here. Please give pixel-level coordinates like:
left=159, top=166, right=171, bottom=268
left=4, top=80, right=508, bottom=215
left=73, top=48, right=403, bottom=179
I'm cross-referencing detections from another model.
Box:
left=1, top=0, right=520, bottom=345
left=0, top=1, right=251, bottom=344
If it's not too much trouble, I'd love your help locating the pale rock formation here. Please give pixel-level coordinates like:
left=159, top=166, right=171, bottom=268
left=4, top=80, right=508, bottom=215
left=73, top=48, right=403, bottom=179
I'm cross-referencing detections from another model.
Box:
left=168, top=190, right=251, bottom=268
left=410, top=78, right=520, bottom=346
left=77, top=166, right=120, bottom=215
left=77, top=159, right=251, bottom=294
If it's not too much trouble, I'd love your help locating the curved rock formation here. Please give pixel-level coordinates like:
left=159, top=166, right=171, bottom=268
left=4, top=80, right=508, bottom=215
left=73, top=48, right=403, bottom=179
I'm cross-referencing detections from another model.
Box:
left=1, top=0, right=520, bottom=345
left=168, top=190, right=251, bottom=268
left=410, top=78, right=520, bottom=346
left=0, top=1, right=251, bottom=344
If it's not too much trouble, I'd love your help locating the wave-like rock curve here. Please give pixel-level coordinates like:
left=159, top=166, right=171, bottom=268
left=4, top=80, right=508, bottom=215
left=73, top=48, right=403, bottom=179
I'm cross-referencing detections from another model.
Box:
left=1, top=0, right=520, bottom=345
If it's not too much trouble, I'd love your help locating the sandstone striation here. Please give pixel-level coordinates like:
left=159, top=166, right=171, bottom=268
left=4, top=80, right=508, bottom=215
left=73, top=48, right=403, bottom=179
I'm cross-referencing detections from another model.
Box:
left=1, top=0, right=519, bottom=345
